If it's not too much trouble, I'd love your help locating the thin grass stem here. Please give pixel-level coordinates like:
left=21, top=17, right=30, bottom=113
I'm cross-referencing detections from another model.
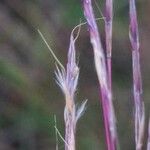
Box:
left=105, top=0, right=113, bottom=90
left=129, top=0, right=145, bottom=149
left=83, top=0, right=117, bottom=150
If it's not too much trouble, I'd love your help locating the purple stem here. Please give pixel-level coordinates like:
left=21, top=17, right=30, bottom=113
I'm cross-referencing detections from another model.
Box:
left=83, top=0, right=117, bottom=150
left=105, top=0, right=113, bottom=90
left=129, top=0, right=145, bottom=149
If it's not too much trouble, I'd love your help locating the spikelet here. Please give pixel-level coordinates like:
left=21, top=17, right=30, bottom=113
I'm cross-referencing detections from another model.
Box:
left=55, top=25, right=87, bottom=150
left=38, top=26, right=87, bottom=150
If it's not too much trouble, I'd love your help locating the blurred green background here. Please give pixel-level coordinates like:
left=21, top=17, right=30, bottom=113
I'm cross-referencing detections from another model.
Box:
left=0, top=0, right=150, bottom=149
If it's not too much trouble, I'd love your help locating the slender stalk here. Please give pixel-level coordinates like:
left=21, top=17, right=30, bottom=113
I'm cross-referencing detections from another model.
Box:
left=105, top=0, right=113, bottom=90
left=83, top=1, right=117, bottom=150
left=129, top=0, right=145, bottom=149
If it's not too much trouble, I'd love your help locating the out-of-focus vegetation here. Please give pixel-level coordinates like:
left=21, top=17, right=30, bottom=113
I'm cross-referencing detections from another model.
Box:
left=0, top=0, right=150, bottom=149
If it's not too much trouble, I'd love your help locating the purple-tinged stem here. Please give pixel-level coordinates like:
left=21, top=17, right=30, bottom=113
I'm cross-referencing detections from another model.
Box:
left=83, top=0, right=117, bottom=150
left=105, top=0, right=113, bottom=90
left=129, top=0, right=145, bottom=150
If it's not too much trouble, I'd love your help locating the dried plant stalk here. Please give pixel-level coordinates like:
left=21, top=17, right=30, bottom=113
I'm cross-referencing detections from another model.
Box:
left=83, top=0, right=117, bottom=150
left=129, top=0, right=145, bottom=149
left=105, top=0, right=113, bottom=90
